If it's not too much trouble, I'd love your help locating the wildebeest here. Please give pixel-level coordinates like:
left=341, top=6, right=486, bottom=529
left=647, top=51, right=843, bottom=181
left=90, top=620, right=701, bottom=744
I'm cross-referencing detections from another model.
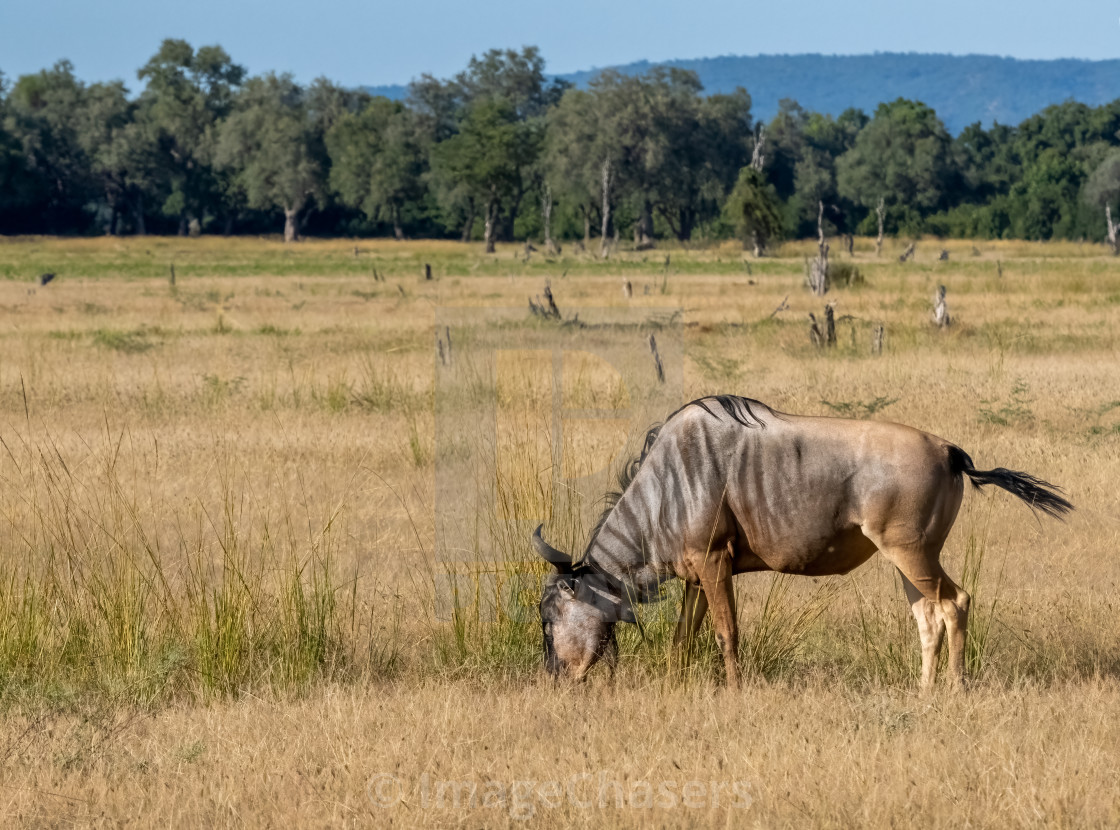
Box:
left=535, top=395, right=1072, bottom=690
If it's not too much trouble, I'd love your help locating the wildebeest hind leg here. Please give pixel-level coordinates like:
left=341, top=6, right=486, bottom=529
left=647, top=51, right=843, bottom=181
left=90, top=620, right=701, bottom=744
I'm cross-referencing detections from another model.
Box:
left=671, top=582, right=708, bottom=679
left=880, top=546, right=970, bottom=690
left=899, top=572, right=946, bottom=691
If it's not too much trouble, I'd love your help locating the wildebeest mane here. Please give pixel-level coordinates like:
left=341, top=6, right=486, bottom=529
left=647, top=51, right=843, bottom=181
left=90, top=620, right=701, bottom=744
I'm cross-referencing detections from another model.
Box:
left=579, top=395, right=768, bottom=562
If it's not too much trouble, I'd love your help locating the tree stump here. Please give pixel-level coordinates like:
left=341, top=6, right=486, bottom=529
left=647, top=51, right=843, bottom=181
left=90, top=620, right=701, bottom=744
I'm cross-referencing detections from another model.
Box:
left=872, top=323, right=884, bottom=355
left=809, top=313, right=824, bottom=349
left=648, top=334, right=665, bottom=383
left=875, top=197, right=885, bottom=258
left=808, top=201, right=830, bottom=296
left=932, top=285, right=951, bottom=328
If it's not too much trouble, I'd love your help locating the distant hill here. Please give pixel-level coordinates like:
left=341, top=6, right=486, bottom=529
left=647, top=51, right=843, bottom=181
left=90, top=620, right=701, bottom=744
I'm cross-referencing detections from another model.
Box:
left=365, top=53, right=1120, bottom=135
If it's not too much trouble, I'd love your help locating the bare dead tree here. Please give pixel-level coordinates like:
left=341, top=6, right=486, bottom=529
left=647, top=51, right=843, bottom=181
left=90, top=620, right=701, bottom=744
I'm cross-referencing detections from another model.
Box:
left=807, top=201, right=830, bottom=296
left=483, top=187, right=499, bottom=254
left=932, top=285, right=951, bottom=328
left=529, top=280, right=561, bottom=320
left=899, top=242, right=916, bottom=263
left=875, top=197, right=886, bottom=258
left=542, top=183, right=559, bottom=255
left=750, top=124, right=766, bottom=172
left=844, top=233, right=854, bottom=257
left=939, top=249, right=950, bottom=261
left=1107, top=205, right=1119, bottom=256
left=825, top=303, right=836, bottom=347
left=544, top=280, right=560, bottom=318
left=997, top=260, right=1003, bottom=279
left=600, top=158, right=613, bottom=259
left=622, top=278, right=632, bottom=299
left=768, top=295, right=789, bottom=319
left=872, top=323, right=884, bottom=355
left=436, top=326, right=453, bottom=366
left=169, top=264, right=175, bottom=287
left=528, top=297, right=549, bottom=318
left=424, top=263, right=432, bottom=280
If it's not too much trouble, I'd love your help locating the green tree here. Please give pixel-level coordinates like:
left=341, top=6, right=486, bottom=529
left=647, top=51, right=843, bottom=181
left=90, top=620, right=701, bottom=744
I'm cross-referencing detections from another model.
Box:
left=763, top=99, right=808, bottom=203
left=412, top=47, right=561, bottom=240
left=327, top=97, right=423, bottom=239
left=723, top=166, right=783, bottom=255
left=430, top=98, right=539, bottom=252
left=1083, top=148, right=1120, bottom=212
left=650, top=84, right=752, bottom=241
left=216, top=73, right=329, bottom=241
left=837, top=99, right=957, bottom=233
left=786, top=108, right=866, bottom=238
left=544, top=87, right=612, bottom=246
left=0, top=72, right=45, bottom=230
left=74, top=80, right=163, bottom=234
left=137, top=39, right=245, bottom=234
left=1007, top=149, right=1084, bottom=239
left=3, top=61, right=93, bottom=230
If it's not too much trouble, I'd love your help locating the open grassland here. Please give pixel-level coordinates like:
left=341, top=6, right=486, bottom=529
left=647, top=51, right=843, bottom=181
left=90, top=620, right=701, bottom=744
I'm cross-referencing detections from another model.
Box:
left=1, top=235, right=1119, bottom=827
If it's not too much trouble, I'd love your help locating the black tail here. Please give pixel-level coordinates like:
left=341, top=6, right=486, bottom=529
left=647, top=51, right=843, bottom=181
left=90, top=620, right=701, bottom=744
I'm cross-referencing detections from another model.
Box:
left=947, top=445, right=1073, bottom=521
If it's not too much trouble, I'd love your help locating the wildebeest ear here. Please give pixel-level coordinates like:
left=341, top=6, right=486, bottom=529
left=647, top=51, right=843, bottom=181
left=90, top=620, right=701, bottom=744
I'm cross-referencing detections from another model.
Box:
left=532, top=525, right=573, bottom=573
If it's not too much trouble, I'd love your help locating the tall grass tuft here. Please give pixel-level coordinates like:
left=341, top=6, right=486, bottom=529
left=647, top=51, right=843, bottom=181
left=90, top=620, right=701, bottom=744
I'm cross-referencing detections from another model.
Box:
left=959, top=502, right=1006, bottom=680
left=0, top=427, right=394, bottom=707
left=741, top=574, right=839, bottom=679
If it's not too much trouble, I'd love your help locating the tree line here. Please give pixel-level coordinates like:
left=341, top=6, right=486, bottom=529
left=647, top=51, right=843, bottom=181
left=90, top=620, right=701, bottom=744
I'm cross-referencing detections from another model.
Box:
left=5, top=40, right=1120, bottom=248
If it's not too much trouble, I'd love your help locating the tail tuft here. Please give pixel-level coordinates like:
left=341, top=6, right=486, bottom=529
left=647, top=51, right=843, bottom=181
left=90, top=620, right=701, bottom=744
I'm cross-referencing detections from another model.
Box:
left=947, top=445, right=1073, bottom=521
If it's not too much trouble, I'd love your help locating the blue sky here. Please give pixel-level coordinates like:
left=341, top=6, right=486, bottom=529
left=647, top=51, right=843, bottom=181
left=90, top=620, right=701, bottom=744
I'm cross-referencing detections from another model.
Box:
left=2, top=0, right=1117, bottom=89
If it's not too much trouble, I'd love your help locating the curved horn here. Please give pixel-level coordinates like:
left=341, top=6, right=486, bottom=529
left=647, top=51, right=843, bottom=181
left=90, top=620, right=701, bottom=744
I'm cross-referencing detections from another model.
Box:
left=532, top=524, right=572, bottom=572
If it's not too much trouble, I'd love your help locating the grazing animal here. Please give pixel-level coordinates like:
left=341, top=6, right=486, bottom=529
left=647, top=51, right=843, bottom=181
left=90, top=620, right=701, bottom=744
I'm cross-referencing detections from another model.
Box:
left=535, top=396, right=1072, bottom=690
left=39, top=273, right=56, bottom=286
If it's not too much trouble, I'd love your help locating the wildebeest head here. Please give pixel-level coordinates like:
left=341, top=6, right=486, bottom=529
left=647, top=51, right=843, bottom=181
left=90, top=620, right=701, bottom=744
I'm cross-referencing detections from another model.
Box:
left=533, top=525, right=635, bottom=680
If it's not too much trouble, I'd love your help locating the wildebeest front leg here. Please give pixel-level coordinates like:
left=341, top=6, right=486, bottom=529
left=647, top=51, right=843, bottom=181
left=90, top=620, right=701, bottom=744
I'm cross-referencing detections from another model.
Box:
left=671, top=582, right=708, bottom=678
left=693, top=550, right=739, bottom=689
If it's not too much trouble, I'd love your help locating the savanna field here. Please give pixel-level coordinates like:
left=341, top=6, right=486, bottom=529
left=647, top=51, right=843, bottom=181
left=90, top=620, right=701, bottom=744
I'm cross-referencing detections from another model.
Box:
left=1, top=235, right=1119, bottom=827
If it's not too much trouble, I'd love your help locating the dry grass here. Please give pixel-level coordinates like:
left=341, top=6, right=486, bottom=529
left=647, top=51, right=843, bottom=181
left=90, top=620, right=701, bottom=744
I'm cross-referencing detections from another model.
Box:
left=1, top=235, right=1119, bottom=826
